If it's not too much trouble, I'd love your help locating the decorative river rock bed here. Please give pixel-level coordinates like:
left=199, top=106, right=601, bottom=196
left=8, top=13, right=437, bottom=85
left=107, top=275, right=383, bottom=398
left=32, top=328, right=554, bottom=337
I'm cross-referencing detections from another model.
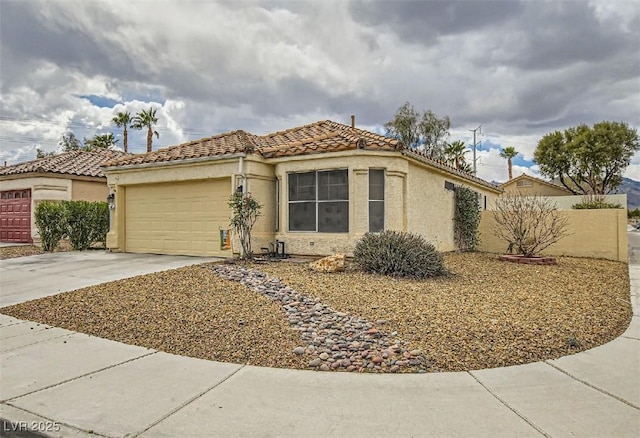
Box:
left=212, top=264, right=434, bottom=373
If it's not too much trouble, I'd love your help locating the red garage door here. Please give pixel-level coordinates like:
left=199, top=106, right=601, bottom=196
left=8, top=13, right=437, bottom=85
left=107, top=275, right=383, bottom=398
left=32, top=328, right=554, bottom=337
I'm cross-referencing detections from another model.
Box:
left=0, top=189, right=32, bottom=243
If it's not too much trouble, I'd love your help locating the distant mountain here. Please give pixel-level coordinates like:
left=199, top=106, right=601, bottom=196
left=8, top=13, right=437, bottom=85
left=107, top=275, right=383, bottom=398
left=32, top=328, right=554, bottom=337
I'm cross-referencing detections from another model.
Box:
left=617, top=178, right=640, bottom=210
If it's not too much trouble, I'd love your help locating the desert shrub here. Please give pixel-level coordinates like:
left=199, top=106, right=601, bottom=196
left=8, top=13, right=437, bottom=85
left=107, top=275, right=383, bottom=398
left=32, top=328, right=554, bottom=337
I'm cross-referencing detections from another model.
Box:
left=34, top=201, right=67, bottom=251
left=493, top=193, right=569, bottom=257
left=353, top=230, right=446, bottom=278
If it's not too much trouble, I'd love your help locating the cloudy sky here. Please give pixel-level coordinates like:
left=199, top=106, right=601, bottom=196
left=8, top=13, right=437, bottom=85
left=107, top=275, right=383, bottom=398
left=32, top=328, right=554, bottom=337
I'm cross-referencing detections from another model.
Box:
left=1, top=0, right=638, bottom=183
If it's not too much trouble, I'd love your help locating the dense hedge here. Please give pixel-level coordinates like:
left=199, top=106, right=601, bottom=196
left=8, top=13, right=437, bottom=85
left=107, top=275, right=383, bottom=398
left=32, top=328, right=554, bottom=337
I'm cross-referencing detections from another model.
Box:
left=454, top=186, right=481, bottom=251
left=34, top=200, right=109, bottom=251
left=353, top=230, right=446, bottom=279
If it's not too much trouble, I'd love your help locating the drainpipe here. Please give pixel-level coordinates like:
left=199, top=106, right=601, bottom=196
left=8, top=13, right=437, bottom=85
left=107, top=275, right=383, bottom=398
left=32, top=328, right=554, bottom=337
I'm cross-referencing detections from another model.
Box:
left=238, top=156, right=247, bottom=194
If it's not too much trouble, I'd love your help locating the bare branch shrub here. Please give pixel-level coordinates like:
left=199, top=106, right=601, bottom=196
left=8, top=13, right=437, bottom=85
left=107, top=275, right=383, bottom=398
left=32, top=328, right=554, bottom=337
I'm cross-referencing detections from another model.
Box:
left=492, top=193, right=569, bottom=257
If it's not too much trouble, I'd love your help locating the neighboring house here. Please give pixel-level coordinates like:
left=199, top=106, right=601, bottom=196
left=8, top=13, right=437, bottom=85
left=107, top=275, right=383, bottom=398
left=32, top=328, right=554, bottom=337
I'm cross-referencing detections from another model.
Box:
left=102, top=120, right=502, bottom=257
left=0, top=149, right=129, bottom=243
left=500, top=174, right=571, bottom=197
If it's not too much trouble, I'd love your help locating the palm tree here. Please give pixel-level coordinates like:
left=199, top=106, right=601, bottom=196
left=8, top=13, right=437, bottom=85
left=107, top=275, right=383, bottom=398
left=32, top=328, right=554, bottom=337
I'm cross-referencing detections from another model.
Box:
left=132, top=107, right=159, bottom=153
left=500, top=146, right=519, bottom=180
left=112, top=111, right=131, bottom=153
left=84, top=133, right=118, bottom=151
left=444, top=140, right=468, bottom=170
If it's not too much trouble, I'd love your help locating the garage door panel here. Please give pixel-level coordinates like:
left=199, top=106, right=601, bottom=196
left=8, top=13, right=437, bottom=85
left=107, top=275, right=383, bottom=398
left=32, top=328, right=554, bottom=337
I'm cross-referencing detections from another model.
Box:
left=0, top=189, right=32, bottom=243
left=125, top=179, right=231, bottom=256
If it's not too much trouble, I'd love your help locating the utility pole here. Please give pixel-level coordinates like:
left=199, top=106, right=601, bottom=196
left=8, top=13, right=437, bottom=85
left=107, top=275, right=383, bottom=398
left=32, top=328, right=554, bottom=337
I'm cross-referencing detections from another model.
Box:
left=469, top=125, right=482, bottom=175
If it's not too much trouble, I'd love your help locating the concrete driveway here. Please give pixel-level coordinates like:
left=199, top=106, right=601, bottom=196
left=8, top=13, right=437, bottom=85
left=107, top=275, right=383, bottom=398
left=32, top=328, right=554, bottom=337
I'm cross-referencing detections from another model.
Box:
left=0, top=251, right=221, bottom=307
left=1, top=247, right=639, bottom=437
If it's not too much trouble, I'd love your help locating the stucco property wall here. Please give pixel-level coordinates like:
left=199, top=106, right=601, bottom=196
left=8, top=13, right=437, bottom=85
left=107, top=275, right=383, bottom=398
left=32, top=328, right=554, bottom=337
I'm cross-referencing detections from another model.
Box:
left=477, top=209, right=627, bottom=262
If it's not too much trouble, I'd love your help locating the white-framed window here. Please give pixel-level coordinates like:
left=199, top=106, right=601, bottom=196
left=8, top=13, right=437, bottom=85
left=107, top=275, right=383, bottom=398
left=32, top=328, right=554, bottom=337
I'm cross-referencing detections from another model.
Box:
left=288, top=170, right=349, bottom=232
left=516, top=179, right=533, bottom=187
left=369, top=169, right=385, bottom=232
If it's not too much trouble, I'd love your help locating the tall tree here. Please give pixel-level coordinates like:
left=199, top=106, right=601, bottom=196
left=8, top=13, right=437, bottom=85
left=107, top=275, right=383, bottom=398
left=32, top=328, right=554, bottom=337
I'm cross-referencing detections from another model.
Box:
left=499, top=146, right=519, bottom=180
left=444, top=140, right=468, bottom=170
left=59, top=132, right=83, bottom=152
left=384, top=102, right=451, bottom=159
left=84, top=133, right=118, bottom=151
left=112, top=111, right=131, bottom=153
left=132, top=107, right=159, bottom=153
left=534, top=121, right=639, bottom=195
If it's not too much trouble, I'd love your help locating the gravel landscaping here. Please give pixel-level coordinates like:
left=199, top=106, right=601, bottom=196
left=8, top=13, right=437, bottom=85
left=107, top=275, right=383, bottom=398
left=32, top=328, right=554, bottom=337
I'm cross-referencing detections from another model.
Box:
left=0, top=245, right=72, bottom=260
left=1, top=252, right=631, bottom=373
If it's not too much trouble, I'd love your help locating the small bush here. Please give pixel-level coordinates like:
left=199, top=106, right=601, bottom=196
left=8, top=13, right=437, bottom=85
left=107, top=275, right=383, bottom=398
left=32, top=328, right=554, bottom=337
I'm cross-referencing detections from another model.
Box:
left=34, top=201, right=67, bottom=251
left=572, top=200, right=623, bottom=209
left=353, top=230, right=446, bottom=278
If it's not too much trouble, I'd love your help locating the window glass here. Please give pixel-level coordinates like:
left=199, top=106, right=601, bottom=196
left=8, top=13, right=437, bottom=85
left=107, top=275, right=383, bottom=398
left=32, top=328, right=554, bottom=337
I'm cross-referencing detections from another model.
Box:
left=318, top=201, right=349, bottom=232
left=289, top=202, right=316, bottom=231
left=369, top=169, right=385, bottom=200
left=369, top=201, right=384, bottom=232
left=289, top=172, right=316, bottom=201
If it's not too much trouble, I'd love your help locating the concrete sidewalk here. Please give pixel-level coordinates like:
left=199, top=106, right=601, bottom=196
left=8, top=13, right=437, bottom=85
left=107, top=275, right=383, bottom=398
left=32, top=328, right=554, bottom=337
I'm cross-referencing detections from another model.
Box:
left=1, top=250, right=639, bottom=437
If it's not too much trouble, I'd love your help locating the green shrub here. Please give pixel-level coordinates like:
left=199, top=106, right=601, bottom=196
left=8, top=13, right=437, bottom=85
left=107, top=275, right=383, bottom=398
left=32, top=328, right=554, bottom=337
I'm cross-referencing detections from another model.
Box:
left=34, top=201, right=67, bottom=251
left=90, top=202, right=110, bottom=246
left=353, top=230, right=446, bottom=278
left=63, top=201, right=96, bottom=250
left=454, top=186, right=481, bottom=251
left=572, top=200, right=623, bottom=209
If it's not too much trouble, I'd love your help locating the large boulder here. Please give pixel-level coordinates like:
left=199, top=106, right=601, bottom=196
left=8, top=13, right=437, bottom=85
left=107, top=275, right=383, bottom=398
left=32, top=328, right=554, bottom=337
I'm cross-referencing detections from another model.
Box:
left=308, top=254, right=345, bottom=273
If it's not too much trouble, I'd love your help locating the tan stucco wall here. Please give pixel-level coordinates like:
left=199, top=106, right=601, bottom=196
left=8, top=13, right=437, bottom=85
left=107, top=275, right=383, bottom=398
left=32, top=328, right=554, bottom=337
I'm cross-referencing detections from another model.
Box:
left=501, top=178, right=569, bottom=196
left=272, top=151, right=409, bottom=256
left=104, top=151, right=501, bottom=258
left=477, top=209, right=627, bottom=261
left=272, top=151, right=500, bottom=256
left=406, top=163, right=500, bottom=251
left=71, top=180, right=109, bottom=202
left=105, top=156, right=276, bottom=256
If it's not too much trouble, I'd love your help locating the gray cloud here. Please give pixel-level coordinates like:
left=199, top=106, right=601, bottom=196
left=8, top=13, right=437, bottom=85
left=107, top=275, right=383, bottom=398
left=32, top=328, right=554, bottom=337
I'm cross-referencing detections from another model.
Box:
left=0, top=0, right=638, bottom=183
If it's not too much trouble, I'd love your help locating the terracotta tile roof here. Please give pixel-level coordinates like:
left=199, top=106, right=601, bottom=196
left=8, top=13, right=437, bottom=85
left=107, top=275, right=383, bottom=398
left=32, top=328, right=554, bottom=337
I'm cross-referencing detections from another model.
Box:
left=257, top=120, right=401, bottom=158
left=100, top=119, right=499, bottom=191
left=103, top=130, right=259, bottom=167
left=0, top=149, right=130, bottom=178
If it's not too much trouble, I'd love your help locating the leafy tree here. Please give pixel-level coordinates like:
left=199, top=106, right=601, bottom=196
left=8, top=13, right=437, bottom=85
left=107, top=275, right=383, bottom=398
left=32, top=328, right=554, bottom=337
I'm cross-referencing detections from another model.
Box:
left=534, top=121, right=639, bottom=195
left=84, top=133, right=117, bottom=151
left=112, top=111, right=132, bottom=152
left=36, top=148, right=57, bottom=158
left=492, top=193, right=569, bottom=257
left=228, top=191, right=262, bottom=261
left=59, top=132, right=83, bottom=152
left=384, top=102, right=451, bottom=159
left=132, top=107, right=160, bottom=153
left=444, top=140, right=468, bottom=170
left=499, top=146, right=519, bottom=180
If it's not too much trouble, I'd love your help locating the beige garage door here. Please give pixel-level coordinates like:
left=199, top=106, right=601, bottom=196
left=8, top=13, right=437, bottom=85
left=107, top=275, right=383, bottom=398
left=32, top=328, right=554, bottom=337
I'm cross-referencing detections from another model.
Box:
left=125, top=179, right=231, bottom=256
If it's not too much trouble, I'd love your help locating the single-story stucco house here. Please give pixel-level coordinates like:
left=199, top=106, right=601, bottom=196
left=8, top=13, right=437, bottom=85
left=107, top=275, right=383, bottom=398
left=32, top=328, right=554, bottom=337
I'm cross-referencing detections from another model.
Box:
left=102, top=119, right=502, bottom=257
left=500, top=174, right=571, bottom=197
left=0, top=149, right=128, bottom=243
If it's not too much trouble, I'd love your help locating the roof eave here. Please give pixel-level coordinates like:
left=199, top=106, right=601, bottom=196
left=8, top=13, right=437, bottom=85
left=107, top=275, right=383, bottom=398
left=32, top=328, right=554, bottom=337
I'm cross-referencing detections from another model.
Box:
left=102, top=152, right=248, bottom=172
